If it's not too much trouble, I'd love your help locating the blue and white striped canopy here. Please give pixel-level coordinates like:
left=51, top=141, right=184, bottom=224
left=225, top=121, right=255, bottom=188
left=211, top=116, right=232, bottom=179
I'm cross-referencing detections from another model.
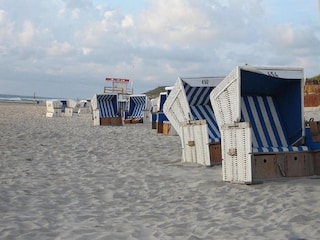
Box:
left=128, top=95, right=146, bottom=118
left=97, top=94, right=118, bottom=117
left=183, top=81, right=220, bottom=142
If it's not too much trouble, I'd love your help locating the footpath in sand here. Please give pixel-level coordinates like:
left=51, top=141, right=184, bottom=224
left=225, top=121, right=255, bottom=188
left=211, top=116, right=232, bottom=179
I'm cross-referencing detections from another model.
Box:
left=0, top=103, right=320, bottom=240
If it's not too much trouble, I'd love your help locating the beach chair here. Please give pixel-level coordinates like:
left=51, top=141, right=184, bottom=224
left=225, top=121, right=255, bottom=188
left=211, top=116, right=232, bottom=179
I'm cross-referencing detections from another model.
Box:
left=64, top=99, right=78, bottom=116
left=163, top=76, right=224, bottom=166
left=46, top=100, right=63, bottom=117
left=91, top=93, right=121, bottom=126
left=156, top=92, right=168, bottom=133
left=77, top=100, right=92, bottom=114
left=210, top=65, right=314, bottom=183
left=125, top=94, right=152, bottom=124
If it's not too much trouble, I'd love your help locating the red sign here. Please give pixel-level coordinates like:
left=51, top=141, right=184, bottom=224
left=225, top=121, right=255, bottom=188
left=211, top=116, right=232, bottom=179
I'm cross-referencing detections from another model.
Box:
left=105, top=77, right=130, bottom=82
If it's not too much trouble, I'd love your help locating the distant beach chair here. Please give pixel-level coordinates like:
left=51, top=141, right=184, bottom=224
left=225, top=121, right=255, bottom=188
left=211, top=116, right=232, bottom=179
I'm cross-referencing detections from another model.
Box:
left=210, top=65, right=315, bottom=183
left=91, top=93, right=122, bottom=126
left=125, top=94, right=152, bottom=124
left=46, top=100, right=63, bottom=117
left=155, top=92, right=168, bottom=133
left=163, top=76, right=224, bottom=166
left=77, top=99, right=92, bottom=114
left=154, top=90, right=177, bottom=136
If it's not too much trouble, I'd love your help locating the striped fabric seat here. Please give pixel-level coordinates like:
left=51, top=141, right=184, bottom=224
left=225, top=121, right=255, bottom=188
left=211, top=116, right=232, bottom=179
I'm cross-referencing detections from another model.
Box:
left=97, top=94, right=117, bottom=117
left=184, top=82, right=221, bottom=142
left=241, top=96, right=308, bottom=153
left=129, top=96, right=146, bottom=118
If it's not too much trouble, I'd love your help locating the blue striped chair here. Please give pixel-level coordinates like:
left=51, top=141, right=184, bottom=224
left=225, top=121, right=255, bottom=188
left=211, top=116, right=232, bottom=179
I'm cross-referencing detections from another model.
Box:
left=241, top=95, right=308, bottom=153
left=129, top=96, right=146, bottom=118
left=97, top=94, right=118, bottom=117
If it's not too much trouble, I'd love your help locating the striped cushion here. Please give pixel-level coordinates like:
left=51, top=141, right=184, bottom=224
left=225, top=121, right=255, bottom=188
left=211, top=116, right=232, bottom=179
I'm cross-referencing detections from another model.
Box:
left=241, top=96, right=308, bottom=153
left=97, top=95, right=117, bottom=117
left=253, top=146, right=309, bottom=153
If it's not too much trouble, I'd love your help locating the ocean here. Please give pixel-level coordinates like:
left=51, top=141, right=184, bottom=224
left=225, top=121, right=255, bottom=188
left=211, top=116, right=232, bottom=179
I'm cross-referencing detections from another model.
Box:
left=0, top=93, right=54, bottom=104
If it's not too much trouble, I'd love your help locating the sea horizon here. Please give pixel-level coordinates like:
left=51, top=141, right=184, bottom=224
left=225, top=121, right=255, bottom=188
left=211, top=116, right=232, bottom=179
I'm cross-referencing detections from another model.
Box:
left=0, top=93, right=67, bottom=104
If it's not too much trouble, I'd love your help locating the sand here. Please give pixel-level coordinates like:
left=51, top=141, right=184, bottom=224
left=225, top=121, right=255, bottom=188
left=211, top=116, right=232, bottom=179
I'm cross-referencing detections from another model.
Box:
left=0, top=103, right=320, bottom=240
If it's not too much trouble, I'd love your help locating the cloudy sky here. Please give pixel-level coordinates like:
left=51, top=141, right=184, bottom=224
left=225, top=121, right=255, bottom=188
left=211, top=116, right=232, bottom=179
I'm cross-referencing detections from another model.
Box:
left=0, top=0, right=319, bottom=99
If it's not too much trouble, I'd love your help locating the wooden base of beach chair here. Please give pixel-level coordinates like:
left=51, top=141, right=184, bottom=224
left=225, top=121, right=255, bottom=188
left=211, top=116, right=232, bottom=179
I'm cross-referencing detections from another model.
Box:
left=312, top=151, right=320, bottom=175
left=252, top=152, right=314, bottom=181
left=124, top=119, right=132, bottom=124
left=284, top=153, right=314, bottom=177
left=157, top=123, right=163, bottom=133
left=209, top=142, right=222, bottom=165
left=252, top=155, right=279, bottom=179
left=162, top=122, right=174, bottom=135
left=100, top=117, right=122, bottom=126
left=152, top=122, right=157, bottom=129
left=132, top=118, right=143, bottom=124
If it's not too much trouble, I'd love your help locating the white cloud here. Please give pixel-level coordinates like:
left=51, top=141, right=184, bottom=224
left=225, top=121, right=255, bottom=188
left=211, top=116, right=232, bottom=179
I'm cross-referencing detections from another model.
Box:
left=122, top=15, right=134, bottom=28
left=71, top=8, right=81, bottom=19
left=138, top=0, right=217, bottom=46
left=19, top=20, right=35, bottom=47
left=46, top=41, right=75, bottom=57
left=82, top=47, right=92, bottom=55
left=0, top=10, right=14, bottom=44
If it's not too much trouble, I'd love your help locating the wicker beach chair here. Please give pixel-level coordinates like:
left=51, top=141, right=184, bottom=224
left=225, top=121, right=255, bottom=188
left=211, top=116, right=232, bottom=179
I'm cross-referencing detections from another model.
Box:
left=210, top=65, right=313, bottom=183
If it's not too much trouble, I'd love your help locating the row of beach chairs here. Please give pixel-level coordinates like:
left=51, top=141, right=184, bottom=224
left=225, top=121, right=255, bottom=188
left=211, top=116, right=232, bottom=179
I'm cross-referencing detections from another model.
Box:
left=162, top=65, right=320, bottom=184
left=91, top=94, right=152, bottom=126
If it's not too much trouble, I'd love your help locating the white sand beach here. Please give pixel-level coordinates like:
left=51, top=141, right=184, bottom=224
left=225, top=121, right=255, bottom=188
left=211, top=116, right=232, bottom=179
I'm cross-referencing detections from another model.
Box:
left=0, top=103, right=320, bottom=240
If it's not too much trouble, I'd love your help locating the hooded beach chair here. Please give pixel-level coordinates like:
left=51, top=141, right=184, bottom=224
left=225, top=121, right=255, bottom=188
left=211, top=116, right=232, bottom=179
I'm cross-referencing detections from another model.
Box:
left=46, top=100, right=63, bottom=117
left=156, top=92, right=169, bottom=133
left=91, top=93, right=121, bottom=126
left=163, top=76, right=224, bottom=166
left=125, top=94, right=152, bottom=124
left=210, top=65, right=314, bottom=183
left=77, top=100, right=92, bottom=114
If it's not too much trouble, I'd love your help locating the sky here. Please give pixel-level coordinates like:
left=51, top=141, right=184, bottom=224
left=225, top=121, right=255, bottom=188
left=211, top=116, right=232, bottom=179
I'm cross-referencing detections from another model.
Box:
left=0, top=0, right=319, bottom=99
